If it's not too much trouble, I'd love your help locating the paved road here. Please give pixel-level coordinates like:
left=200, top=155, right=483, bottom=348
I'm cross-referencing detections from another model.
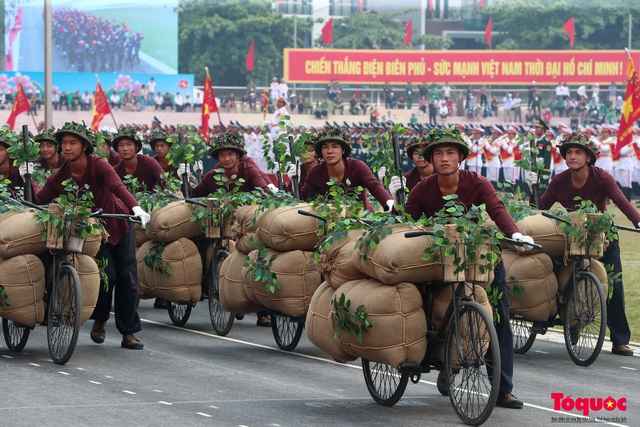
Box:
left=0, top=300, right=637, bottom=426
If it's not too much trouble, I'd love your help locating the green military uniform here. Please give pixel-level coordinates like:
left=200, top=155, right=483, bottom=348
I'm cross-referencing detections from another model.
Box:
left=405, top=82, right=413, bottom=109
left=534, top=119, right=552, bottom=193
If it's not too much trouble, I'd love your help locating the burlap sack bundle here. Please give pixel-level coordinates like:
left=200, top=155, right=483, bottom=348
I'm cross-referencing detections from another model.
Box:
left=0, top=210, right=47, bottom=258
left=134, top=224, right=151, bottom=247
left=79, top=218, right=105, bottom=257
left=146, top=201, right=201, bottom=243
left=144, top=238, right=203, bottom=302
left=503, top=249, right=558, bottom=322
left=256, top=203, right=321, bottom=252
left=316, top=229, right=368, bottom=290
left=555, top=258, right=608, bottom=297
left=431, top=283, right=492, bottom=366
left=243, top=249, right=321, bottom=318
left=233, top=205, right=261, bottom=254
left=305, top=282, right=358, bottom=363
left=511, top=213, right=568, bottom=258
left=220, top=250, right=263, bottom=314
left=0, top=255, right=45, bottom=326
left=136, top=241, right=155, bottom=299
left=328, top=279, right=427, bottom=368
left=353, top=223, right=442, bottom=285
left=73, top=254, right=100, bottom=325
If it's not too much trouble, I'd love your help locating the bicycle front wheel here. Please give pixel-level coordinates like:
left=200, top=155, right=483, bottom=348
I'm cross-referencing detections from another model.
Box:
left=446, top=301, right=500, bottom=426
left=361, top=358, right=409, bottom=406
left=168, top=302, right=192, bottom=326
left=208, top=248, right=234, bottom=336
left=563, top=271, right=606, bottom=367
left=510, top=314, right=537, bottom=354
left=2, top=318, right=30, bottom=352
left=271, top=314, right=304, bottom=351
left=47, top=264, right=81, bottom=365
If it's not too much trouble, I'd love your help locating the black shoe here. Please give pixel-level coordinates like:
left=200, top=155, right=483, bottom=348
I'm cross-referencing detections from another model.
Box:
left=154, top=298, right=170, bottom=309
left=496, top=393, right=524, bottom=409
left=612, top=345, right=634, bottom=356
left=569, top=322, right=582, bottom=346
left=235, top=314, right=245, bottom=321
left=121, top=334, right=144, bottom=350
left=90, top=321, right=106, bottom=344
left=256, top=315, right=271, bottom=327
left=436, top=371, right=448, bottom=396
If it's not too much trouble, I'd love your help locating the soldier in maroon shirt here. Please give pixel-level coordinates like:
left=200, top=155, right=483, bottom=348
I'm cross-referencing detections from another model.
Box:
left=112, top=127, right=166, bottom=193
left=35, top=122, right=151, bottom=350
left=299, top=127, right=394, bottom=212
left=94, top=130, right=122, bottom=167
left=286, top=134, right=320, bottom=195
left=538, top=132, right=640, bottom=357
left=405, top=127, right=535, bottom=410
left=150, top=129, right=178, bottom=179
left=35, top=129, right=66, bottom=171
left=0, top=127, right=38, bottom=195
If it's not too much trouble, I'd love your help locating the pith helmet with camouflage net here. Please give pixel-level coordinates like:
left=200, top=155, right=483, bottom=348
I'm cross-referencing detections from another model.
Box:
left=112, top=126, right=143, bottom=152
left=208, top=132, right=246, bottom=160
left=420, top=126, right=469, bottom=162
left=559, top=132, right=598, bottom=166
left=55, top=121, right=94, bottom=155
left=314, top=127, right=351, bottom=158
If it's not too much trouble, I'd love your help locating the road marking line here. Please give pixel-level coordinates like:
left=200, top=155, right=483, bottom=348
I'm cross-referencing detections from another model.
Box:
left=208, top=405, right=219, bottom=409
left=533, top=350, right=550, bottom=354
left=76, top=367, right=85, bottom=371
left=1, top=355, right=14, bottom=359
left=153, top=390, right=163, bottom=393
left=58, top=372, right=70, bottom=376
left=158, top=401, right=172, bottom=405
left=29, top=363, right=41, bottom=367
left=105, top=375, right=113, bottom=379
left=89, top=381, right=101, bottom=385
left=196, top=412, right=212, bottom=417
left=123, top=390, right=136, bottom=395
left=621, top=366, right=637, bottom=370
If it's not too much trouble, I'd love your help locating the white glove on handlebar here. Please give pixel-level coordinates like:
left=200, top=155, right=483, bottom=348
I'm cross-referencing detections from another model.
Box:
left=177, top=163, right=190, bottom=178
left=377, top=166, right=387, bottom=181
left=388, top=175, right=405, bottom=195
left=193, top=160, right=204, bottom=174
left=19, top=162, right=35, bottom=179
left=511, top=232, right=535, bottom=252
left=267, top=183, right=278, bottom=194
left=132, top=206, right=151, bottom=227
left=525, top=171, right=538, bottom=188
left=286, top=163, right=299, bottom=181
left=385, top=199, right=395, bottom=212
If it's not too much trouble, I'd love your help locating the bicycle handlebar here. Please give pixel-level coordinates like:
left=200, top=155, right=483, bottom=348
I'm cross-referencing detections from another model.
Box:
left=501, top=237, right=543, bottom=250
left=542, top=210, right=640, bottom=233
left=541, top=210, right=570, bottom=224
left=404, top=230, right=436, bottom=238
left=164, top=190, right=208, bottom=207
left=298, top=209, right=326, bottom=222
left=96, top=212, right=142, bottom=224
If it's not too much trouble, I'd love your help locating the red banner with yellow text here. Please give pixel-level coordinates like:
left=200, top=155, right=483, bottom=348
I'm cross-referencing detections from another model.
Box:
left=284, top=49, right=640, bottom=85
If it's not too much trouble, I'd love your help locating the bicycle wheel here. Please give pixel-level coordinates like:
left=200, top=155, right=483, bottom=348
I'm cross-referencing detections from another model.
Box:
left=168, top=303, right=192, bottom=327
left=361, top=358, right=409, bottom=406
left=208, top=248, right=234, bottom=336
left=2, top=318, right=30, bottom=352
left=563, top=271, right=606, bottom=367
left=47, top=264, right=81, bottom=365
left=445, top=301, right=500, bottom=426
left=271, top=314, right=304, bottom=351
left=510, top=314, right=537, bottom=354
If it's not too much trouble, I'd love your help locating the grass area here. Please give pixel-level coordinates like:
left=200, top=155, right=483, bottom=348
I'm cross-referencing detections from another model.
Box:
left=91, top=6, right=178, bottom=70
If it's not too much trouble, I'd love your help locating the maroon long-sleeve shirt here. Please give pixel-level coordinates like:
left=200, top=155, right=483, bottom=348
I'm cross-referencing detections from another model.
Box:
left=405, top=167, right=423, bottom=191
left=299, top=158, right=392, bottom=212
left=107, top=150, right=122, bottom=168
left=37, top=155, right=66, bottom=171
left=191, top=161, right=270, bottom=197
left=405, top=169, right=519, bottom=236
left=539, top=166, right=640, bottom=224
left=114, top=154, right=166, bottom=192
left=35, top=154, right=139, bottom=246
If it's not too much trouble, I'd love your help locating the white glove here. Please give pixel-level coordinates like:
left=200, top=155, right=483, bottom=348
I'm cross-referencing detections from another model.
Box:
left=511, top=232, right=535, bottom=252
left=19, top=162, right=35, bottom=179
left=525, top=171, right=538, bottom=187
left=385, top=199, right=395, bottom=212
left=377, top=166, right=387, bottom=181
left=388, top=176, right=405, bottom=195
left=193, top=160, right=204, bottom=174
left=177, top=163, right=190, bottom=178
left=637, top=222, right=640, bottom=229
left=267, top=183, right=278, bottom=194
left=286, top=163, right=299, bottom=180
left=132, top=206, right=151, bottom=227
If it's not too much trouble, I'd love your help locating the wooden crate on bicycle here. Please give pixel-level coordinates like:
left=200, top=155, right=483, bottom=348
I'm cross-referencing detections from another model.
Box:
left=442, top=224, right=466, bottom=283
left=45, top=203, right=100, bottom=255
left=585, top=213, right=607, bottom=258
left=201, top=198, right=235, bottom=239
left=568, top=211, right=588, bottom=256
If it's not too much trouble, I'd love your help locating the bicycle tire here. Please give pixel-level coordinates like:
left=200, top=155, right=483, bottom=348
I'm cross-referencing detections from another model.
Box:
left=510, top=314, right=537, bottom=354
left=47, top=264, right=81, bottom=365
left=208, top=248, right=234, bottom=336
left=361, top=358, right=409, bottom=406
left=2, top=318, right=30, bottom=352
left=168, top=302, right=192, bottom=326
left=271, top=314, right=304, bottom=351
left=446, top=301, right=500, bottom=426
left=563, top=271, right=606, bottom=367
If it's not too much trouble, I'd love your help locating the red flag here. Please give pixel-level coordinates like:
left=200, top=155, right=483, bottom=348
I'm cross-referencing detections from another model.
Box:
left=91, top=81, right=111, bottom=130
left=404, top=19, right=412, bottom=46
left=6, top=82, right=30, bottom=130
left=322, top=18, right=333, bottom=45
left=357, top=0, right=362, bottom=12
left=563, top=18, right=575, bottom=47
left=485, top=17, right=492, bottom=46
left=478, top=0, right=485, bottom=8
left=614, top=56, right=640, bottom=159
left=201, top=72, right=218, bottom=142
left=245, top=39, right=255, bottom=72
left=428, top=0, right=434, bottom=12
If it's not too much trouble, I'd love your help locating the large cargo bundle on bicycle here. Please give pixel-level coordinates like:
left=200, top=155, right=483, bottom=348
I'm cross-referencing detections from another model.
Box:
left=315, top=229, right=368, bottom=289
left=219, top=250, right=263, bottom=314
left=233, top=205, right=261, bottom=254
left=73, top=254, right=101, bottom=325
left=305, top=281, right=358, bottom=363
left=134, top=224, right=151, bottom=247
left=143, top=238, right=203, bottom=302
left=136, top=240, right=155, bottom=299
left=243, top=249, right=321, bottom=318
left=511, top=213, right=568, bottom=258
left=502, top=249, right=558, bottom=322
left=146, top=201, right=201, bottom=243
left=0, top=210, right=47, bottom=258
left=256, top=203, right=321, bottom=252
left=0, top=255, right=46, bottom=326
left=555, top=258, right=608, bottom=296
left=328, top=278, right=427, bottom=368
left=353, top=223, right=443, bottom=286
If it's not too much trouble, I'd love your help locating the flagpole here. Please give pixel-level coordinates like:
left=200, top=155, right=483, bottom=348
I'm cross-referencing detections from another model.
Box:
left=96, top=74, right=118, bottom=129
left=205, top=67, right=223, bottom=127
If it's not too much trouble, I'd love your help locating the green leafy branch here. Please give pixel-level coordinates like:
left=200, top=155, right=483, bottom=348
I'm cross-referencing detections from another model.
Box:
left=243, top=244, right=280, bottom=294
left=143, top=243, right=172, bottom=275
left=331, top=293, right=373, bottom=343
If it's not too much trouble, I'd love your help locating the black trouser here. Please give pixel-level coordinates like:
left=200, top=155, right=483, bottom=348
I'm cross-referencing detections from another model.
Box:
left=600, top=240, right=630, bottom=346
left=91, top=225, right=141, bottom=336
left=486, top=261, right=514, bottom=396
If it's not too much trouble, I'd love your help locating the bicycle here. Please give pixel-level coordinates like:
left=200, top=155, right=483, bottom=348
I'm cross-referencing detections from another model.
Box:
left=510, top=211, right=610, bottom=367
left=358, top=227, right=540, bottom=426
left=1, top=196, right=139, bottom=364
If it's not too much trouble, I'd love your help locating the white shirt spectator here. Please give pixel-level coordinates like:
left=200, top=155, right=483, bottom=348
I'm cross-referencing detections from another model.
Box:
left=442, top=84, right=451, bottom=99
left=278, top=81, right=288, bottom=100
left=174, top=93, right=183, bottom=110
left=270, top=78, right=279, bottom=101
